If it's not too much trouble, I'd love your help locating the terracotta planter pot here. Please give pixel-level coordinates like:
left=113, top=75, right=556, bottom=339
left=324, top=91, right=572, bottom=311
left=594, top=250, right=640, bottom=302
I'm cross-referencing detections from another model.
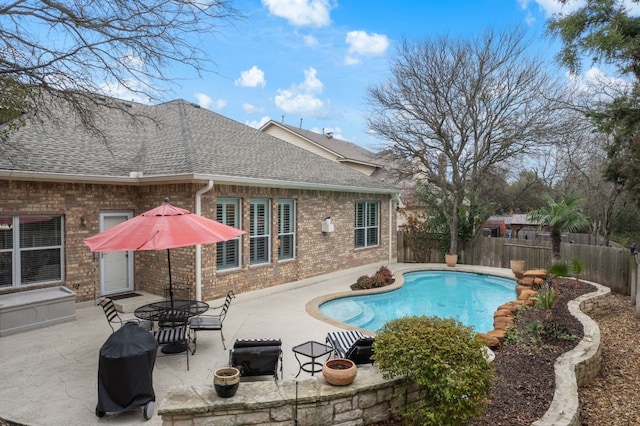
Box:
left=214, top=367, right=240, bottom=398
left=510, top=260, right=525, bottom=274
left=445, top=254, right=458, bottom=267
left=322, top=358, right=357, bottom=386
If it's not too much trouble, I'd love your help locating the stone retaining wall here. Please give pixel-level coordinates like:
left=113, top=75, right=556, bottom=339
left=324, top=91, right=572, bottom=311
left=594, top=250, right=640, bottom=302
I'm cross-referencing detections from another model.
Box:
left=533, top=281, right=610, bottom=426
left=159, top=282, right=611, bottom=426
left=159, top=366, right=412, bottom=425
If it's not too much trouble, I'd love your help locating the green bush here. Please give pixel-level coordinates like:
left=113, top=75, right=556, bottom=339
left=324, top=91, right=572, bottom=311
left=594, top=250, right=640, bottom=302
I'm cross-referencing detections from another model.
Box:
left=354, top=275, right=373, bottom=289
left=535, top=283, right=557, bottom=320
left=373, top=316, right=494, bottom=426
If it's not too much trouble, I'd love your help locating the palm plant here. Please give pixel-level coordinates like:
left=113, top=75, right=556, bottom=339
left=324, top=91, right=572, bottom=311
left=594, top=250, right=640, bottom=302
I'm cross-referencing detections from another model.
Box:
left=527, top=194, right=589, bottom=264
left=548, top=258, right=585, bottom=289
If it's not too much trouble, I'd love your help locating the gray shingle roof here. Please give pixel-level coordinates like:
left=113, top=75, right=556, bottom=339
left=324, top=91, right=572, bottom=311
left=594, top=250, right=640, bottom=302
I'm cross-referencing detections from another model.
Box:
left=263, top=121, right=382, bottom=167
left=0, top=99, right=398, bottom=193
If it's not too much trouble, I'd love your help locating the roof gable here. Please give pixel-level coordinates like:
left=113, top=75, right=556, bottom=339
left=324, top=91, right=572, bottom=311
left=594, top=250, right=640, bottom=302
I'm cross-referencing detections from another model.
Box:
left=260, top=120, right=382, bottom=168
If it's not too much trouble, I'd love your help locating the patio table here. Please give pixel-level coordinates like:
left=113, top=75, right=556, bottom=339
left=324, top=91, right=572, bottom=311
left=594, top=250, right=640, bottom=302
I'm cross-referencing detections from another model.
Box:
left=134, top=299, right=208, bottom=353
left=292, top=340, right=333, bottom=377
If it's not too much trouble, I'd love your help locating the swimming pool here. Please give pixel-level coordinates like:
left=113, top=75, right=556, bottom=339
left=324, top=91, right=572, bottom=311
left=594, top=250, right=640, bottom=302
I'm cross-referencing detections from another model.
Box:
left=319, top=270, right=516, bottom=333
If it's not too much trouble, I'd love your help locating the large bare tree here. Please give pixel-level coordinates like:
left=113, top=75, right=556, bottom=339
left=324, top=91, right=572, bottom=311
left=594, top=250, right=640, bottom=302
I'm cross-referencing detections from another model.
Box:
left=366, top=27, right=569, bottom=255
left=0, top=0, right=239, bottom=137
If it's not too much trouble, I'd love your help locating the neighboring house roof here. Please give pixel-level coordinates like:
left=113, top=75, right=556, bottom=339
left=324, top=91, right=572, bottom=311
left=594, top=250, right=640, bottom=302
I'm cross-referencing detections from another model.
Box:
left=259, top=120, right=382, bottom=170
left=486, top=214, right=539, bottom=226
left=0, top=98, right=399, bottom=194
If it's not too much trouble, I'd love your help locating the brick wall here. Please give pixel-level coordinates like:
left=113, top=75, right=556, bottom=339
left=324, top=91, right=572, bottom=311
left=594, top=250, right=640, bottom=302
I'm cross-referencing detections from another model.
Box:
left=0, top=181, right=396, bottom=302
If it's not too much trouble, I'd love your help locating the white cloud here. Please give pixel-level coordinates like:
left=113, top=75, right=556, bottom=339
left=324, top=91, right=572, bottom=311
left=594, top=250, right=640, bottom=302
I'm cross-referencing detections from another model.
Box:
left=518, top=0, right=582, bottom=17
left=99, top=51, right=157, bottom=103
left=345, top=31, right=389, bottom=56
left=566, top=67, right=633, bottom=99
left=243, top=103, right=265, bottom=114
left=299, top=67, right=323, bottom=93
left=521, top=0, right=640, bottom=17
left=100, top=81, right=152, bottom=104
left=235, top=66, right=266, bottom=88
left=274, top=67, right=327, bottom=116
left=303, top=34, right=319, bottom=47
left=262, top=0, right=333, bottom=27
left=245, top=116, right=271, bottom=129
left=344, top=55, right=360, bottom=66
left=524, top=11, right=536, bottom=26
left=194, top=93, right=226, bottom=110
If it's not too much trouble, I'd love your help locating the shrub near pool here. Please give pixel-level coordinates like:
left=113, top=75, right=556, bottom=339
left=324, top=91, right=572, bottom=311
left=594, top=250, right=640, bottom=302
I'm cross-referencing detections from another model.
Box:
left=373, top=316, right=494, bottom=426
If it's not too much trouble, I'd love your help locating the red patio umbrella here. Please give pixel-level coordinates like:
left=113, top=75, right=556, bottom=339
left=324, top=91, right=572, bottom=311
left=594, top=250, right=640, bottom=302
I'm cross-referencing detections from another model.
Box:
left=84, top=198, right=245, bottom=304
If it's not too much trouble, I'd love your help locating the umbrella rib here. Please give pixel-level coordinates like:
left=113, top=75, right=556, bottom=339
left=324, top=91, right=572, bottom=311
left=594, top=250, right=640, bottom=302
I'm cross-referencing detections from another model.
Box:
left=137, top=229, right=160, bottom=250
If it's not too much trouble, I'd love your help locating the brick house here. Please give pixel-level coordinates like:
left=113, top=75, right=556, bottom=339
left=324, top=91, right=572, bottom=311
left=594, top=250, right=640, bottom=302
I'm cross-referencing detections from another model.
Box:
left=0, top=98, right=400, bottom=303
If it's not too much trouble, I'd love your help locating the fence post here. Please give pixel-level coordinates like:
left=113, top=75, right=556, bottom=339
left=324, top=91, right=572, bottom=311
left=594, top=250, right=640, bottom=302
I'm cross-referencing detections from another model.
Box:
left=633, top=254, right=640, bottom=318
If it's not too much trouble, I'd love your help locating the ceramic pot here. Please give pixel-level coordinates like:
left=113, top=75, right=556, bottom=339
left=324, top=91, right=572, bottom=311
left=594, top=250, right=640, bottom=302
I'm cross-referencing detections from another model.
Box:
left=322, top=358, right=357, bottom=386
left=445, top=254, right=458, bottom=267
left=510, top=260, right=525, bottom=274
left=214, top=367, right=240, bottom=398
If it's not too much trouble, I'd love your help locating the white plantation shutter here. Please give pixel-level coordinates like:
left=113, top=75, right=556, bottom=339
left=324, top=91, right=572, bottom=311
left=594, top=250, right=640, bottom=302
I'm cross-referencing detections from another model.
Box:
left=216, top=199, right=241, bottom=270
left=278, top=199, right=295, bottom=260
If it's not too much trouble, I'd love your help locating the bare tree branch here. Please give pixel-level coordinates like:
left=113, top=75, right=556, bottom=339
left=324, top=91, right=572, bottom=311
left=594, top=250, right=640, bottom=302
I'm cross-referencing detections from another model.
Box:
left=366, top=27, right=572, bottom=253
left=0, top=0, right=241, bottom=138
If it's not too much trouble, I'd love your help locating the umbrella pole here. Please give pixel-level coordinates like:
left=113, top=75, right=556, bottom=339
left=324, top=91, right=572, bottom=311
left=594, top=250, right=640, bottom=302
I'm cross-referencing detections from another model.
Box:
left=167, top=249, right=174, bottom=308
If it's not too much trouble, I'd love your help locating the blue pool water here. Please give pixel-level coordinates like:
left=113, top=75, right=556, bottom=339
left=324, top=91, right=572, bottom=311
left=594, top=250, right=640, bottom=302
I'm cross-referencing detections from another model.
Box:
left=319, top=271, right=516, bottom=333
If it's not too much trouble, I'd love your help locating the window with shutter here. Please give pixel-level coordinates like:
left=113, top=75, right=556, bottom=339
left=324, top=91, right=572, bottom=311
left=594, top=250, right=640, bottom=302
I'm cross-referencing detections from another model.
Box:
left=354, top=201, right=379, bottom=248
left=216, top=199, right=241, bottom=270
left=250, top=199, right=270, bottom=265
left=278, top=199, right=296, bottom=260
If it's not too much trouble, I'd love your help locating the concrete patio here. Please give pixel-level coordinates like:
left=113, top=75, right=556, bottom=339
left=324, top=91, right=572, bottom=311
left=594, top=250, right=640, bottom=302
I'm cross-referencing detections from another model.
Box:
left=0, top=262, right=514, bottom=425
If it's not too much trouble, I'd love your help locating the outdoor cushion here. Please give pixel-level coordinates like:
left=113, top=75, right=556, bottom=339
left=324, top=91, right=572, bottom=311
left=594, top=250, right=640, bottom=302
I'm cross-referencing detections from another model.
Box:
left=326, top=330, right=375, bottom=364
left=189, top=316, right=221, bottom=330
left=154, top=327, right=187, bottom=344
left=326, top=330, right=365, bottom=358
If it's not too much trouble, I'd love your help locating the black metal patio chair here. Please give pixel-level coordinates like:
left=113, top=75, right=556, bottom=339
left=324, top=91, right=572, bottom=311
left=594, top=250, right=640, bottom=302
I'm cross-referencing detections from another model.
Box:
left=98, top=297, right=152, bottom=333
left=188, top=290, right=235, bottom=354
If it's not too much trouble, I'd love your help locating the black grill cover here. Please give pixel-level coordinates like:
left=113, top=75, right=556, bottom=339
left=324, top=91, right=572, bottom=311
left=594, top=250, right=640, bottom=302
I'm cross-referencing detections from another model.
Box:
left=96, top=322, right=158, bottom=414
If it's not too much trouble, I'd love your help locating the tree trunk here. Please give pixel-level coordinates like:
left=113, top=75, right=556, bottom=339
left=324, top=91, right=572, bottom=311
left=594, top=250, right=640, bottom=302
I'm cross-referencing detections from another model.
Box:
left=449, top=207, right=459, bottom=254
left=551, top=227, right=562, bottom=264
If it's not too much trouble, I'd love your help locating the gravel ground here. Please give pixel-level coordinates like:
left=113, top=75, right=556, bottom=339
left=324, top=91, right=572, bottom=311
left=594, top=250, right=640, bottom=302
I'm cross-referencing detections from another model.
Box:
left=578, top=291, right=640, bottom=426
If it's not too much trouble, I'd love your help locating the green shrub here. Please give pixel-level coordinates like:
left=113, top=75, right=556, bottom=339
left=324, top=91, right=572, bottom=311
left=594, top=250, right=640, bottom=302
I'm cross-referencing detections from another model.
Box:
left=373, top=316, right=494, bottom=426
left=535, top=283, right=557, bottom=320
left=354, top=275, right=373, bottom=289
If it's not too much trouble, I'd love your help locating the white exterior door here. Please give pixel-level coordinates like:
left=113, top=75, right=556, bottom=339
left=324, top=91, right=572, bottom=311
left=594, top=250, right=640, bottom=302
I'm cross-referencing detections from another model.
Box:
left=99, top=212, right=134, bottom=295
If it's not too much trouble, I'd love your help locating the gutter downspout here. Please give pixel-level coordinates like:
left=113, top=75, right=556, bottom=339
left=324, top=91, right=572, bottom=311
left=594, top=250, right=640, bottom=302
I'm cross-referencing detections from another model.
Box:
left=195, top=180, right=214, bottom=301
left=389, top=197, right=394, bottom=264
left=389, top=193, right=402, bottom=264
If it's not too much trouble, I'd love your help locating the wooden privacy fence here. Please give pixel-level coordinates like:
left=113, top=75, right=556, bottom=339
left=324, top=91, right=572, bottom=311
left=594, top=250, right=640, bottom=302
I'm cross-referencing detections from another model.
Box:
left=398, top=232, right=632, bottom=295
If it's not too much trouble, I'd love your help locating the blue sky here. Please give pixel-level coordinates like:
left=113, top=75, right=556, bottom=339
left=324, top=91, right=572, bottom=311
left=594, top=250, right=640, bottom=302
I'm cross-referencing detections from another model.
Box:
left=126, top=1, right=632, bottom=150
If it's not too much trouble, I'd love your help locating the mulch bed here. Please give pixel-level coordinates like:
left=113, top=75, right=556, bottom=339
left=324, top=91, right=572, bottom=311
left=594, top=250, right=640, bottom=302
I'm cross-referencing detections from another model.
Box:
left=369, top=277, right=594, bottom=426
